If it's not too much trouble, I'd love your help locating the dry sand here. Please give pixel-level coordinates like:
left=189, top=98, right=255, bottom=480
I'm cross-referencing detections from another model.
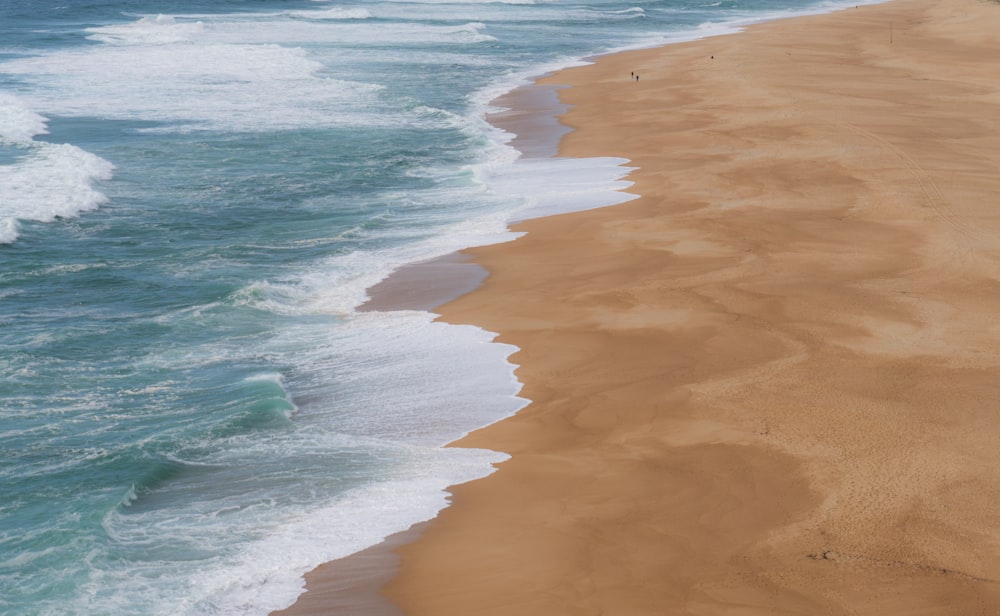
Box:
left=280, top=0, right=1000, bottom=613
left=387, top=0, right=1000, bottom=613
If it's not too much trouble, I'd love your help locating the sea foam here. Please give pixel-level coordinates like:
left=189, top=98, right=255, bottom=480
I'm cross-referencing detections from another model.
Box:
left=0, top=144, right=113, bottom=222
left=0, top=95, right=114, bottom=243
left=288, top=7, right=373, bottom=20
left=86, top=14, right=208, bottom=45
left=0, top=93, right=49, bottom=144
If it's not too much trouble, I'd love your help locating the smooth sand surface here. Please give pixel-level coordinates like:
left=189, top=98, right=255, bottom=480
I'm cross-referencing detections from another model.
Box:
left=270, top=526, right=420, bottom=616
left=359, top=253, right=488, bottom=313
left=380, top=0, right=1000, bottom=613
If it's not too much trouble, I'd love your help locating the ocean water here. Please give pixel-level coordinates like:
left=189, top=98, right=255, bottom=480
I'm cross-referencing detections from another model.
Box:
left=0, top=0, right=876, bottom=613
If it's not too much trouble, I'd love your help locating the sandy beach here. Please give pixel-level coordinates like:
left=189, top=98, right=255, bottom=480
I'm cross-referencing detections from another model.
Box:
left=278, top=0, right=1000, bottom=613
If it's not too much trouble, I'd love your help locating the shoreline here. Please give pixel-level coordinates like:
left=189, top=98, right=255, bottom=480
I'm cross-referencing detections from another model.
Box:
left=270, top=525, right=416, bottom=616
left=278, top=0, right=1000, bottom=613
left=357, top=82, right=574, bottom=315
left=271, top=79, right=575, bottom=615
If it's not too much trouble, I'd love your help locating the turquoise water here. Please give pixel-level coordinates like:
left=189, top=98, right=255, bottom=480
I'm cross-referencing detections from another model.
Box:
left=0, top=0, right=875, bottom=613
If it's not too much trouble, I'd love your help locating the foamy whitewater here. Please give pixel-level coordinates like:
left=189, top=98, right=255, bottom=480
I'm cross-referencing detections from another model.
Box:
left=0, top=0, right=879, bottom=613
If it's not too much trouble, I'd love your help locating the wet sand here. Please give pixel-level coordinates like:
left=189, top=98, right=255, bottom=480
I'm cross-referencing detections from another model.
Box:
left=359, top=252, right=488, bottom=313
left=269, top=526, right=415, bottom=616
left=271, top=80, right=570, bottom=616
left=279, top=0, right=1000, bottom=613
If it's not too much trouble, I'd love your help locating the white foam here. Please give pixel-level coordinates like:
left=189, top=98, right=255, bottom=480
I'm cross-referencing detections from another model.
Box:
left=0, top=219, right=19, bottom=244
left=0, top=6, right=519, bottom=136
left=89, top=12, right=496, bottom=46
left=0, top=142, right=114, bottom=244
left=370, top=2, right=609, bottom=24
left=89, top=304, right=526, bottom=615
left=0, top=93, right=49, bottom=145
left=0, top=93, right=114, bottom=244
left=176, top=451, right=508, bottom=616
left=442, top=22, right=497, bottom=43
left=206, top=19, right=499, bottom=45
left=1, top=10, right=506, bottom=134
left=0, top=42, right=385, bottom=133
left=220, top=312, right=520, bottom=613
left=86, top=14, right=207, bottom=45
left=488, top=156, right=638, bottom=221
left=288, top=7, right=373, bottom=20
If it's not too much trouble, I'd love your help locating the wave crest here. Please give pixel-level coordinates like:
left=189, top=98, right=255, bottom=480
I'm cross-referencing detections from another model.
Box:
left=86, top=15, right=207, bottom=45
left=0, top=93, right=49, bottom=145
left=0, top=142, right=115, bottom=244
